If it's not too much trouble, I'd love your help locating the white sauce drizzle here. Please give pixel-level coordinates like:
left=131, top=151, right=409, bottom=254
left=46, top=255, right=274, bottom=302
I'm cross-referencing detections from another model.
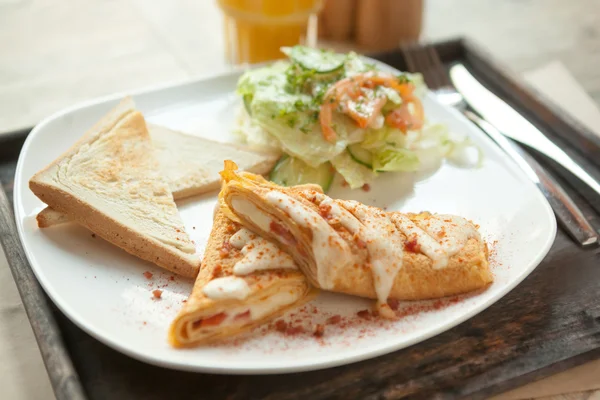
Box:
left=333, top=199, right=404, bottom=309
left=202, top=276, right=251, bottom=300
left=418, top=214, right=480, bottom=260
left=391, top=213, right=480, bottom=270
left=229, top=228, right=297, bottom=275
left=264, top=191, right=352, bottom=289
left=390, top=214, right=447, bottom=268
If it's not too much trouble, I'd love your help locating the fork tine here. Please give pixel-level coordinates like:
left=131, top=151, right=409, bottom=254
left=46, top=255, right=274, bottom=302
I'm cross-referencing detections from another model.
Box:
left=401, top=44, right=450, bottom=90
left=401, top=44, right=440, bottom=89
left=426, top=45, right=452, bottom=88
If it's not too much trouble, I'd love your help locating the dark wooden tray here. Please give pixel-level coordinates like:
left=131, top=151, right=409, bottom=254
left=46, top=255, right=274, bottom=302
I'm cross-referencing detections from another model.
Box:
left=1, top=38, right=600, bottom=400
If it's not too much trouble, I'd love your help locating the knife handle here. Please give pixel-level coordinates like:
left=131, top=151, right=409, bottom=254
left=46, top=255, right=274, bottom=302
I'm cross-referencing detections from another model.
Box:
left=464, top=111, right=598, bottom=247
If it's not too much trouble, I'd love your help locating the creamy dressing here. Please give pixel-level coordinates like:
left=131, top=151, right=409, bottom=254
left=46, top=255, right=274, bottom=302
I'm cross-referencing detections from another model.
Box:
left=202, top=276, right=251, bottom=300
left=417, top=214, right=480, bottom=262
left=333, top=199, right=404, bottom=307
left=229, top=228, right=255, bottom=248
left=264, top=191, right=352, bottom=289
left=391, top=213, right=480, bottom=270
left=391, top=214, right=448, bottom=268
left=229, top=228, right=297, bottom=275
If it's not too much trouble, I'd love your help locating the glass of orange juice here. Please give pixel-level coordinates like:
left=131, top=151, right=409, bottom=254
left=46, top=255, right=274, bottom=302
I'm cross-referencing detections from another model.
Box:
left=218, top=0, right=324, bottom=65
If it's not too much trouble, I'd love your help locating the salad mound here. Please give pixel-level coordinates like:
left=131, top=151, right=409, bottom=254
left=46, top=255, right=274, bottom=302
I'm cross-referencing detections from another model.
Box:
left=235, top=46, right=479, bottom=191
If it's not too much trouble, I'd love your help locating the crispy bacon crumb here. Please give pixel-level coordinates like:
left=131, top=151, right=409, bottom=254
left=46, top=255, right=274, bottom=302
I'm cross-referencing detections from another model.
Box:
left=313, top=324, right=325, bottom=337
left=169, top=275, right=175, bottom=281
left=404, top=238, right=421, bottom=253
left=357, top=310, right=371, bottom=320
left=143, top=271, right=153, bottom=279
left=152, top=289, right=162, bottom=299
left=361, top=183, right=371, bottom=192
left=275, top=320, right=288, bottom=332
left=319, top=203, right=332, bottom=220
left=220, top=241, right=233, bottom=258
left=387, top=299, right=400, bottom=311
left=212, top=265, right=223, bottom=278
left=327, top=315, right=342, bottom=325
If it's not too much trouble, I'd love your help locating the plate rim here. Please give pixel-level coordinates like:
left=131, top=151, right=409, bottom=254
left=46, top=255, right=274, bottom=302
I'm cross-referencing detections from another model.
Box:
left=13, top=67, right=557, bottom=375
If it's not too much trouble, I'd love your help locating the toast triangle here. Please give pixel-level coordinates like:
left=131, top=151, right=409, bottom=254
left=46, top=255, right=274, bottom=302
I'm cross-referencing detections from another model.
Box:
left=29, top=98, right=200, bottom=278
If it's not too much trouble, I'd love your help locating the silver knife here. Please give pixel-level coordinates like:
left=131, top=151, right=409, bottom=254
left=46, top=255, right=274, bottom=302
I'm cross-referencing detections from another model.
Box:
left=463, top=110, right=597, bottom=246
left=450, top=64, right=600, bottom=199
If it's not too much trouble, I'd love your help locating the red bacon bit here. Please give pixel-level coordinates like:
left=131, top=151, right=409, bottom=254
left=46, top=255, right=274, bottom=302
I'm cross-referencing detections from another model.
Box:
left=275, top=320, right=288, bottom=332
left=404, top=238, right=421, bottom=253
left=319, top=203, right=333, bottom=220
left=270, top=221, right=296, bottom=245
left=212, top=265, right=223, bottom=278
left=152, top=289, right=162, bottom=299
left=234, top=310, right=251, bottom=321
left=220, top=241, right=233, bottom=258
left=361, top=183, right=371, bottom=192
left=327, top=315, right=342, bottom=325
left=387, top=298, right=400, bottom=311
left=143, top=271, right=153, bottom=279
left=357, top=310, right=372, bottom=320
left=169, top=275, right=175, bottom=281
left=313, top=324, right=325, bottom=337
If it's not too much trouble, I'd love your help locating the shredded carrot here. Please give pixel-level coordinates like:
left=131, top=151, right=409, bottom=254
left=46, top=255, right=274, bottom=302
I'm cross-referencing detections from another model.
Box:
left=319, top=72, right=419, bottom=142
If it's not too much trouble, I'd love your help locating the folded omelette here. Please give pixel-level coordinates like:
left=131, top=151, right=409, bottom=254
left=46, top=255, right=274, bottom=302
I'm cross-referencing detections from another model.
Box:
left=220, top=161, right=493, bottom=318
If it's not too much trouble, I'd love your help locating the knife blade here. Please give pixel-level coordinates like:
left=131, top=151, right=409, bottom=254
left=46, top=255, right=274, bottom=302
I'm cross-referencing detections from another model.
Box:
left=449, top=64, right=600, bottom=199
left=463, top=110, right=597, bottom=246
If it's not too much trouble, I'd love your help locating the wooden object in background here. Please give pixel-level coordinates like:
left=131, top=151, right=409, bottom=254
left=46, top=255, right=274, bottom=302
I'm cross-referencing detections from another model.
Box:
left=355, top=0, right=424, bottom=50
left=319, top=0, right=356, bottom=40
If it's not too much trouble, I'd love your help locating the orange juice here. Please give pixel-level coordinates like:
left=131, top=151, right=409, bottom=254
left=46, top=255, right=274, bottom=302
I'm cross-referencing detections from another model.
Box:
left=218, top=0, right=323, bottom=65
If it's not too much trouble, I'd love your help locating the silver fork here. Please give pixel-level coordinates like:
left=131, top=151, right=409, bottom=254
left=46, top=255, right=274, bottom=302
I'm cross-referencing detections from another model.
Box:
left=401, top=44, right=598, bottom=247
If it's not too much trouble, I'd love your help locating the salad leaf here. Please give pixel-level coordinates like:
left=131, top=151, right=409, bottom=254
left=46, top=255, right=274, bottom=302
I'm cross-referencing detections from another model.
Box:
left=372, top=146, right=420, bottom=172
left=331, top=152, right=377, bottom=189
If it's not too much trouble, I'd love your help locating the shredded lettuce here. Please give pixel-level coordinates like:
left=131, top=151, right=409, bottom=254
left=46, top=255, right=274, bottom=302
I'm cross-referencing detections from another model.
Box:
left=234, top=46, right=482, bottom=190
left=331, top=152, right=377, bottom=189
left=372, top=146, right=420, bottom=172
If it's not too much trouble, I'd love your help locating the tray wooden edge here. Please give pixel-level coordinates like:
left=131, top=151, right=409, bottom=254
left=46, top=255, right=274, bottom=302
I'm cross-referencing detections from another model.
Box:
left=0, top=185, right=87, bottom=400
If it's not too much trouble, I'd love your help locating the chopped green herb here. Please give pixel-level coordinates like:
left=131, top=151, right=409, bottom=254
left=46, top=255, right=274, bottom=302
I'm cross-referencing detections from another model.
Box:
left=287, top=116, right=298, bottom=128
left=397, top=74, right=411, bottom=84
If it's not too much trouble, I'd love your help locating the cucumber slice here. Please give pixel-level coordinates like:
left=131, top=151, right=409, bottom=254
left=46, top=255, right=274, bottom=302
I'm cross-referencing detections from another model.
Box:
left=269, top=155, right=334, bottom=192
left=290, top=46, right=345, bottom=73
left=243, top=94, right=253, bottom=115
left=347, top=144, right=373, bottom=168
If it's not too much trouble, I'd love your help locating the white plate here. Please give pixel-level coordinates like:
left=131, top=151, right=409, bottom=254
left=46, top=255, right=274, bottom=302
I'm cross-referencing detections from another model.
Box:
left=13, top=67, right=556, bottom=374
